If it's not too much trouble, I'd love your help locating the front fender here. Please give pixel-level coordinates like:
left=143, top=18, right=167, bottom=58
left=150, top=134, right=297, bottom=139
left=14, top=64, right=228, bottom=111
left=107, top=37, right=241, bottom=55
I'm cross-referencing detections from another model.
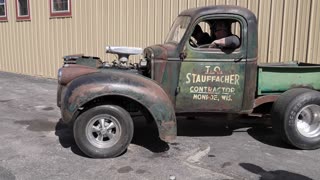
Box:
left=61, top=70, right=176, bottom=142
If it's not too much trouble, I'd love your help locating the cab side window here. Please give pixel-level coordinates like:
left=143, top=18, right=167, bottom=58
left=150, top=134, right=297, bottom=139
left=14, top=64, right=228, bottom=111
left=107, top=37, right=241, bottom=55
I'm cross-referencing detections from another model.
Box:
left=189, top=19, right=241, bottom=50
left=190, top=22, right=212, bottom=46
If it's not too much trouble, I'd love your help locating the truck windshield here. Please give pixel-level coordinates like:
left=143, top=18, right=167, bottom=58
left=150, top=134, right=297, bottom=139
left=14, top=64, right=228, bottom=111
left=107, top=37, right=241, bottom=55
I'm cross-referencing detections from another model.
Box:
left=165, top=16, right=191, bottom=44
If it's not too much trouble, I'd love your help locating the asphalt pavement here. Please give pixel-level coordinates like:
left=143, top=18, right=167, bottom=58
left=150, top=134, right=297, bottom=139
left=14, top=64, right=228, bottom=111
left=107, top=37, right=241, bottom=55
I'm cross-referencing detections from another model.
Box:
left=0, top=71, right=319, bottom=180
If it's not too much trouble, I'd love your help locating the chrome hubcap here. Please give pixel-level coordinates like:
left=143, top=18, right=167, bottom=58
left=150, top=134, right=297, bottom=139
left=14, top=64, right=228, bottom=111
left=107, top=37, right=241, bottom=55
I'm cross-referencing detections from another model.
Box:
left=296, top=104, right=320, bottom=138
left=86, top=114, right=121, bottom=148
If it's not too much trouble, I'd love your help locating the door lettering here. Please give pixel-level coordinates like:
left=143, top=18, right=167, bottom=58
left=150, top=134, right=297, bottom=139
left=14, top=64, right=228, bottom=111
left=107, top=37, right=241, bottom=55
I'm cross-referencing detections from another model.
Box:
left=185, top=66, right=240, bottom=102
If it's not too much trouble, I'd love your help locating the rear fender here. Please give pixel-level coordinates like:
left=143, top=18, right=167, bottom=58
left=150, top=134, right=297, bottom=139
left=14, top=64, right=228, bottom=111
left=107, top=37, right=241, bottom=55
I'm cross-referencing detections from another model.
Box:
left=61, top=71, right=176, bottom=142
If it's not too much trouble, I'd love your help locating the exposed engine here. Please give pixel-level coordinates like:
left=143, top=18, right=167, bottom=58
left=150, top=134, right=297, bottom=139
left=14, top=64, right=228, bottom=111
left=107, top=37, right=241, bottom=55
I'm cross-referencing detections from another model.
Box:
left=63, top=46, right=149, bottom=74
left=105, top=46, right=143, bottom=69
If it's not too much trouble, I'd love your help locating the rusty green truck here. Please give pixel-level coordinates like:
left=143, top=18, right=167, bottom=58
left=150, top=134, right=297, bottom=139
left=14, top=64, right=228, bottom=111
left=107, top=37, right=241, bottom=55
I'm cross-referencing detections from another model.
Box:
left=57, top=5, right=320, bottom=158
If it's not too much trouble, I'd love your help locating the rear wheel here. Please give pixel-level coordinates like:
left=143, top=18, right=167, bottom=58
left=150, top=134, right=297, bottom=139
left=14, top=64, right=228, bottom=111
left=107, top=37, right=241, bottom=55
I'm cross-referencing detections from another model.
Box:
left=73, top=105, right=134, bottom=158
left=272, top=88, right=320, bottom=149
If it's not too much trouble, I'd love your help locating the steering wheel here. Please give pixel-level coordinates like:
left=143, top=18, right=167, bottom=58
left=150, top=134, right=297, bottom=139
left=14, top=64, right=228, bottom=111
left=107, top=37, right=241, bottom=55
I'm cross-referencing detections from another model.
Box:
left=198, top=43, right=221, bottom=49
left=189, top=38, right=198, bottom=48
left=197, top=44, right=212, bottom=48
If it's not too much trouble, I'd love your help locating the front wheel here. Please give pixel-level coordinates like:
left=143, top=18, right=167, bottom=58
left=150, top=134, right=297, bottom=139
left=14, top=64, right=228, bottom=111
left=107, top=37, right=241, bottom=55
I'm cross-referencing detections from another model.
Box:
left=73, top=105, right=134, bottom=158
left=272, top=88, right=320, bottom=149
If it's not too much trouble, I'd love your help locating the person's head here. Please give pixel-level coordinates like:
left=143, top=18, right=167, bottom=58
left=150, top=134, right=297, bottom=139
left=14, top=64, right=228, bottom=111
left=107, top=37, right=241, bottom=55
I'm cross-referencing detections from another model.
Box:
left=192, top=24, right=203, bottom=38
left=212, top=20, right=231, bottom=39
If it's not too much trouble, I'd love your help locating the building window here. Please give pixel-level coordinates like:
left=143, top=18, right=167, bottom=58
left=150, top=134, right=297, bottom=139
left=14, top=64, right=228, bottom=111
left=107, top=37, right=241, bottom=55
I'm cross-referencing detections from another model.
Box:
left=0, top=0, right=7, bottom=21
left=49, top=0, right=72, bottom=17
left=16, top=0, right=31, bottom=20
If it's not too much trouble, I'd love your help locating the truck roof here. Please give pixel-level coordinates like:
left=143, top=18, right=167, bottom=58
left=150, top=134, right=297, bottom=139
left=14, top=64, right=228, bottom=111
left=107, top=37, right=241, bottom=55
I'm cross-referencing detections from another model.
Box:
left=179, top=5, right=256, bottom=23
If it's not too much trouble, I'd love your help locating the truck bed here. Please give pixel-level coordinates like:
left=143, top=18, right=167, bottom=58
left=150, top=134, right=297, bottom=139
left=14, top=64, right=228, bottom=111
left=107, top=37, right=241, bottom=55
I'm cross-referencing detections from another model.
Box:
left=257, top=62, right=320, bottom=95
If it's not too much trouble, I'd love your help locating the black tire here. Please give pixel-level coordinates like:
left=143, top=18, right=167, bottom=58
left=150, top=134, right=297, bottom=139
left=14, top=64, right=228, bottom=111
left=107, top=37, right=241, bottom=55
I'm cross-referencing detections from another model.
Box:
left=271, top=88, right=320, bottom=149
left=73, top=105, right=134, bottom=158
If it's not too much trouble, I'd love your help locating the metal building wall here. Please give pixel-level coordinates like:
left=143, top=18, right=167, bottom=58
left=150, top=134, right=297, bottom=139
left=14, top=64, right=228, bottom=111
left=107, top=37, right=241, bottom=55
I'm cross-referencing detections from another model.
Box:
left=0, top=0, right=319, bottom=78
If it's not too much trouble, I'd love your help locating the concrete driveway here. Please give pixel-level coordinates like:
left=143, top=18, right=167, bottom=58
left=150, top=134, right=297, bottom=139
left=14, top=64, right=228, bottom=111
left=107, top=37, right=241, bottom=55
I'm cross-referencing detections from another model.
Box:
left=0, top=71, right=319, bottom=180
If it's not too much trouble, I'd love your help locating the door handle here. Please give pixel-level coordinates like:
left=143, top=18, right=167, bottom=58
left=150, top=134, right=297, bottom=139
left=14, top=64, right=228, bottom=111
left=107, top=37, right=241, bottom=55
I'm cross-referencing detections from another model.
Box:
left=179, top=52, right=187, bottom=61
left=234, top=56, right=244, bottom=62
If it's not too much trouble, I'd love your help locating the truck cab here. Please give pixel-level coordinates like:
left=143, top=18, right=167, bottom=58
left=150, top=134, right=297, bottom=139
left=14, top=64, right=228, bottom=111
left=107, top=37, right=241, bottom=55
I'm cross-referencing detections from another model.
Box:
left=57, top=5, right=320, bottom=158
left=143, top=6, right=257, bottom=113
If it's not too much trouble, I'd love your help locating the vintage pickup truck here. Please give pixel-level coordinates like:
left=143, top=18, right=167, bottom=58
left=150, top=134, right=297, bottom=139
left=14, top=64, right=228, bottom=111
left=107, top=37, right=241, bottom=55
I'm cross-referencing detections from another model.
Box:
left=57, top=5, right=320, bottom=158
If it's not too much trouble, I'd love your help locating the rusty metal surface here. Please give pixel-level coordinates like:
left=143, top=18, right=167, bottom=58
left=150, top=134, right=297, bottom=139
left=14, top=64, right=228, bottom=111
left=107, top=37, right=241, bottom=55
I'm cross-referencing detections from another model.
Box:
left=59, top=6, right=263, bottom=143
left=175, top=60, right=246, bottom=113
left=59, top=64, right=98, bottom=85
left=142, top=6, right=259, bottom=114
left=57, top=84, right=62, bottom=107
left=144, top=44, right=181, bottom=105
left=158, top=121, right=176, bottom=142
left=151, top=7, right=256, bottom=113
left=174, top=30, right=248, bottom=112
left=241, top=59, right=258, bottom=112
left=153, top=59, right=181, bottom=105
left=59, top=69, right=177, bottom=142
left=254, top=95, right=279, bottom=108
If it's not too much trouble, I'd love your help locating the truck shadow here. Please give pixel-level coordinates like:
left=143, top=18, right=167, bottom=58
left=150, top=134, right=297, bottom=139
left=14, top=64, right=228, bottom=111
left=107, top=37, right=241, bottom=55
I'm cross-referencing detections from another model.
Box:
left=131, top=115, right=235, bottom=153
left=55, top=119, right=89, bottom=158
left=175, top=115, right=296, bottom=150
left=235, top=116, right=296, bottom=149
left=131, top=117, right=170, bottom=153
left=55, top=115, right=295, bottom=158
left=246, top=126, right=295, bottom=149
left=239, top=162, right=313, bottom=180
left=131, top=115, right=294, bottom=153
left=176, top=115, right=233, bottom=137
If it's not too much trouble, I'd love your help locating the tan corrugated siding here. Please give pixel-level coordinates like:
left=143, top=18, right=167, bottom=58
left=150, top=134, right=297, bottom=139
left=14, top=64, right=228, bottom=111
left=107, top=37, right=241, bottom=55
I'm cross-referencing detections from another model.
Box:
left=0, top=0, right=319, bottom=78
left=281, top=0, right=298, bottom=62
left=294, top=0, right=312, bottom=62
left=307, top=0, right=320, bottom=64
left=268, top=0, right=284, bottom=62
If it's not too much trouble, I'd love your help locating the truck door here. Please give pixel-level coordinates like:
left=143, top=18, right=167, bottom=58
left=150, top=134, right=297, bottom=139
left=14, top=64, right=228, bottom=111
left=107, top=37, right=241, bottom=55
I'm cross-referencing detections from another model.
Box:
left=175, top=17, right=247, bottom=113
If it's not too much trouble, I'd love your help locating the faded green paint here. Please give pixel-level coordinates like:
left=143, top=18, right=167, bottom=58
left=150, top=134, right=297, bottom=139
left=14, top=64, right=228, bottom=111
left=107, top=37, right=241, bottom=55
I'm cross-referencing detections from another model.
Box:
left=173, top=11, right=249, bottom=112
left=153, top=60, right=181, bottom=104
left=258, top=64, right=320, bottom=95
left=144, top=6, right=258, bottom=113
left=176, top=61, right=246, bottom=112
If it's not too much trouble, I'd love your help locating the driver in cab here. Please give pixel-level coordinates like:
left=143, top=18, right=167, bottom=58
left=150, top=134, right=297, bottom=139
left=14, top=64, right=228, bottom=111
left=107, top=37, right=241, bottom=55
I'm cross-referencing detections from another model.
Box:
left=209, top=20, right=240, bottom=49
left=191, top=20, right=240, bottom=49
left=191, top=24, right=212, bottom=46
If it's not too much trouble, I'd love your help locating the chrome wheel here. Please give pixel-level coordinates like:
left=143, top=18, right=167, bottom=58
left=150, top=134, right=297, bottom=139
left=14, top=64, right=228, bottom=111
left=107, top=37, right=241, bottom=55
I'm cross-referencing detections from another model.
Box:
left=296, top=104, right=320, bottom=138
left=86, top=114, right=121, bottom=148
